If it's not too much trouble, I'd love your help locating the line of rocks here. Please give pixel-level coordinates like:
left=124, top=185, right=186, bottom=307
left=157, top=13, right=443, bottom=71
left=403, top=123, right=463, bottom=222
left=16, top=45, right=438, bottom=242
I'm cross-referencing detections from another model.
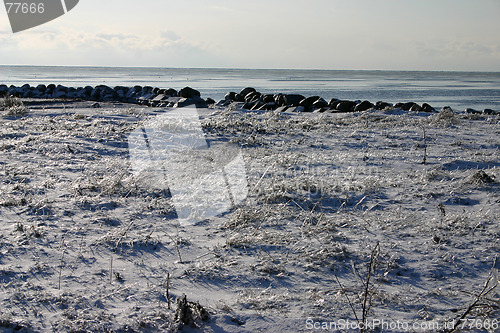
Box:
left=1, top=84, right=497, bottom=115
left=220, top=87, right=438, bottom=113
left=0, top=84, right=210, bottom=109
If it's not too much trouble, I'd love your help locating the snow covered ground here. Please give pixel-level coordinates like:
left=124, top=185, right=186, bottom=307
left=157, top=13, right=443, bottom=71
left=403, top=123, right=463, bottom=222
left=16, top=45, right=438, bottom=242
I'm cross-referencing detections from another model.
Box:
left=0, top=100, right=499, bottom=332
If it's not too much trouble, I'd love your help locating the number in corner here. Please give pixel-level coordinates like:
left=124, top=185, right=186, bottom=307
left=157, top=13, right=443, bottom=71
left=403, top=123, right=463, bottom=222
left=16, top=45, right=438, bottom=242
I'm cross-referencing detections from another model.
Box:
left=5, top=2, right=45, bottom=14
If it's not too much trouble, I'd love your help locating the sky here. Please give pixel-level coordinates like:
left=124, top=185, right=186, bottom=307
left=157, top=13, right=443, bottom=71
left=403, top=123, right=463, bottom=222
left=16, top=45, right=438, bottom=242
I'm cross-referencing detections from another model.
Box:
left=0, top=0, right=499, bottom=71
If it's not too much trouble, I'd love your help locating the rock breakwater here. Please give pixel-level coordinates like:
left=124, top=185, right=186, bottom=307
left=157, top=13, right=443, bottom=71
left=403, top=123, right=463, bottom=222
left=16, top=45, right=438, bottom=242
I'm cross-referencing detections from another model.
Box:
left=1, top=84, right=498, bottom=115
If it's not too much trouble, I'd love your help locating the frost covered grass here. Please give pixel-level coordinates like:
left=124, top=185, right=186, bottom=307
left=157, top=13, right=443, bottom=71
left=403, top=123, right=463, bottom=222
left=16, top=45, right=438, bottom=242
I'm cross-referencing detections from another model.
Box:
left=0, top=101, right=499, bottom=332
left=0, top=96, right=29, bottom=116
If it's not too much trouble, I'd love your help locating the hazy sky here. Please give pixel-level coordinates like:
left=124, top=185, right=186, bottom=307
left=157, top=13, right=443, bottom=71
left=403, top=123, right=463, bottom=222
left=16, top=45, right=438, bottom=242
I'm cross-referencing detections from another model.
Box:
left=1, top=0, right=499, bottom=70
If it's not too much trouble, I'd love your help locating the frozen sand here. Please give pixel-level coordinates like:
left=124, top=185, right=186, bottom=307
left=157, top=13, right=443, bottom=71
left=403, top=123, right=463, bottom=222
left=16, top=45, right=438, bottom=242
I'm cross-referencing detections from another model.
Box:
left=0, top=101, right=499, bottom=332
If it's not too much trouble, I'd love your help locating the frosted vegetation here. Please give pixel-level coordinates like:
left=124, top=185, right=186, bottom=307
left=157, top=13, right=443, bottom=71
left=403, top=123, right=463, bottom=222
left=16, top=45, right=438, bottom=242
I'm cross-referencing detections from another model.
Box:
left=0, top=101, right=498, bottom=332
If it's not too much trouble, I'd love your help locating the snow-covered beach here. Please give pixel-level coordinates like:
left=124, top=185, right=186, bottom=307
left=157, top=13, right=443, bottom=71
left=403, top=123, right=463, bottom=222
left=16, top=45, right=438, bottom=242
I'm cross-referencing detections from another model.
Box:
left=0, top=97, right=499, bottom=332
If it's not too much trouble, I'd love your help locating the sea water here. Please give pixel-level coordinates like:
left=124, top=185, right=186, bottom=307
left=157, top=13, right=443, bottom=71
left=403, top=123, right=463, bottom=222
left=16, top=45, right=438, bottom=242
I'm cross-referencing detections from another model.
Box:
left=1, top=66, right=499, bottom=111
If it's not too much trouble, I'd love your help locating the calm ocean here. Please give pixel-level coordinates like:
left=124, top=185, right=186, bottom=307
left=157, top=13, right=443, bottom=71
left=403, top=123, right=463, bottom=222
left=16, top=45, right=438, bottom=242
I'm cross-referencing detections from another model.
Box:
left=1, top=66, right=499, bottom=111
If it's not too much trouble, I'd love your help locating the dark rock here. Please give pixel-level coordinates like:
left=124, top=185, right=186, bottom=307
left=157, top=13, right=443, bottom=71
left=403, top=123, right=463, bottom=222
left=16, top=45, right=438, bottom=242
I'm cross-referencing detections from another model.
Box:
left=21, top=84, right=31, bottom=90
left=274, top=94, right=286, bottom=106
left=115, top=89, right=126, bottom=100
left=245, top=91, right=261, bottom=103
left=90, top=88, right=101, bottom=100
left=152, top=87, right=160, bottom=95
left=52, top=90, right=68, bottom=99
left=126, top=86, right=142, bottom=101
left=35, top=84, right=46, bottom=93
left=164, top=88, right=178, bottom=97
left=56, top=85, right=68, bottom=93
left=402, top=102, right=417, bottom=111
left=329, top=98, right=340, bottom=107
left=242, top=101, right=256, bottom=110
left=46, top=84, right=56, bottom=92
left=240, top=87, right=256, bottom=98
left=92, top=102, right=101, bottom=108
left=114, top=85, right=128, bottom=92
left=179, top=87, right=201, bottom=99
left=465, top=108, right=480, bottom=114
left=262, top=94, right=275, bottom=104
left=312, top=98, right=328, bottom=110
left=0, top=84, right=10, bottom=96
left=175, top=96, right=208, bottom=108
left=410, top=104, right=423, bottom=112
left=299, top=96, right=321, bottom=111
left=101, top=94, right=116, bottom=102
left=421, top=103, right=436, bottom=112
left=374, top=101, right=392, bottom=110
left=141, top=86, right=153, bottom=95
left=483, top=109, right=496, bottom=115
left=336, top=101, right=357, bottom=113
left=206, top=98, right=216, bottom=105
left=225, top=92, right=237, bottom=101
left=23, top=89, right=34, bottom=98
left=234, top=93, right=245, bottom=102
left=354, top=100, right=374, bottom=112
left=284, top=94, right=305, bottom=107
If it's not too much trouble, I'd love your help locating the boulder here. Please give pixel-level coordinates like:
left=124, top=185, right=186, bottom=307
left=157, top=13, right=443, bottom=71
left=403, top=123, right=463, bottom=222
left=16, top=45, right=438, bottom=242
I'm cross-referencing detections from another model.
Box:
left=225, top=91, right=237, bottom=101
left=242, top=101, right=256, bottom=110
left=244, top=91, right=261, bottom=103
left=421, top=103, right=435, bottom=112
left=410, top=104, right=423, bottom=112
left=240, top=87, right=256, bottom=98
left=205, top=97, right=216, bottom=105
left=46, top=84, right=56, bottom=92
left=101, top=94, right=116, bottom=102
left=312, top=98, right=328, bottom=109
left=234, top=93, right=245, bottom=102
left=299, top=96, right=321, bottom=111
left=402, top=102, right=417, bottom=111
left=23, top=89, right=34, bottom=98
left=374, top=101, right=392, bottom=110
left=164, top=88, right=178, bottom=97
left=284, top=94, right=305, bottom=107
left=274, top=94, right=286, bottom=106
left=36, top=84, right=47, bottom=93
left=52, top=89, right=68, bottom=99
left=56, top=85, right=68, bottom=93
left=329, top=98, right=340, bottom=107
left=483, top=109, right=497, bottom=115
left=90, top=87, right=101, bottom=100
left=336, top=101, right=357, bottom=113
left=178, top=86, right=201, bottom=99
left=354, top=100, right=374, bottom=112
left=141, top=86, right=153, bottom=95
left=0, top=84, right=9, bottom=96
left=262, top=94, right=275, bottom=104
left=175, top=96, right=208, bottom=108
left=465, top=108, right=480, bottom=114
